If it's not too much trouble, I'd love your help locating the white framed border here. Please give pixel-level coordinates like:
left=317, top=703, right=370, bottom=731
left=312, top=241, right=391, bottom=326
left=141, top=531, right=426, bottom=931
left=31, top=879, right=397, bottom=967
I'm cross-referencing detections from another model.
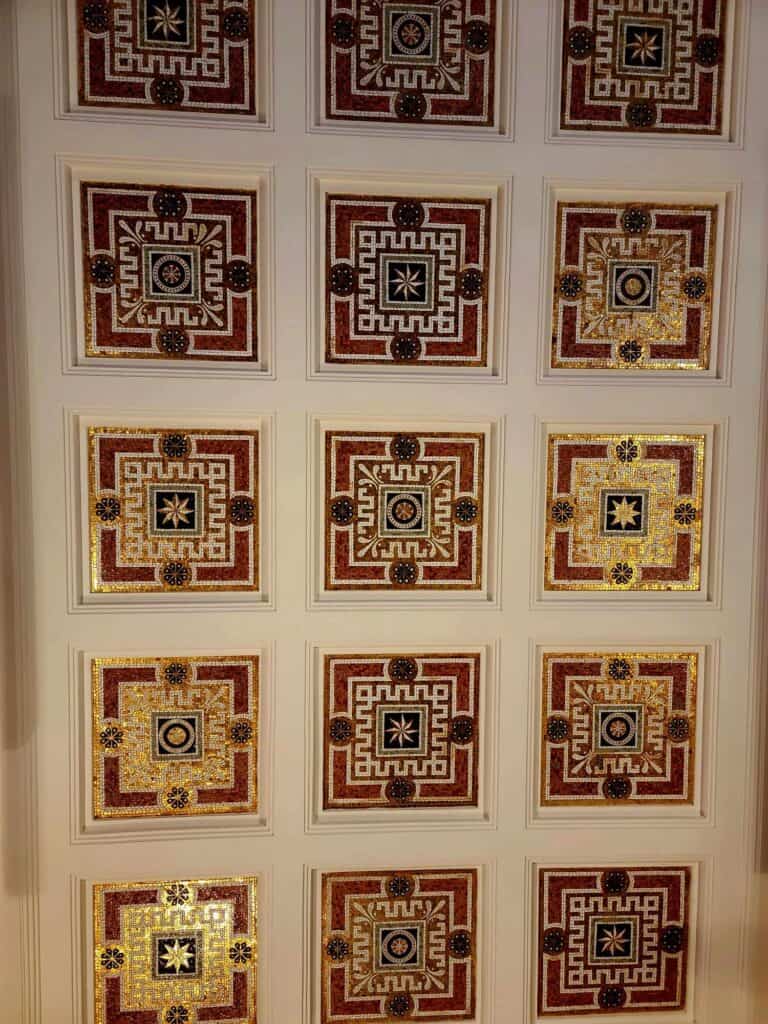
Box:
left=530, top=418, right=726, bottom=609
left=54, top=0, right=274, bottom=130
left=307, top=0, right=516, bottom=140
left=65, top=408, right=276, bottom=612
left=307, top=169, right=513, bottom=383
left=71, top=867, right=273, bottom=1024
left=536, top=180, right=741, bottom=386
left=302, top=859, right=497, bottom=1024
left=68, top=644, right=274, bottom=844
left=525, top=640, right=719, bottom=829
left=545, top=0, right=749, bottom=148
left=305, top=641, right=500, bottom=833
left=525, top=856, right=710, bottom=1024
left=56, top=154, right=276, bottom=379
left=308, top=413, right=505, bottom=610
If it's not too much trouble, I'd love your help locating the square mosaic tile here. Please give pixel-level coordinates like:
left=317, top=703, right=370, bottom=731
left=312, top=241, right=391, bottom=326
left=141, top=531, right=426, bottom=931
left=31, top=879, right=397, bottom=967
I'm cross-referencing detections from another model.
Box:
left=544, top=432, right=706, bottom=592
left=81, top=180, right=259, bottom=362
left=88, top=426, right=260, bottom=593
left=326, top=193, right=491, bottom=368
left=93, top=876, right=258, bottom=1024
left=92, top=655, right=259, bottom=818
left=324, top=427, right=486, bottom=592
left=560, top=0, right=729, bottom=135
left=552, top=199, right=718, bottom=371
left=323, top=652, right=480, bottom=809
left=540, top=651, right=698, bottom=806
left=537, top=865, right=691, bottom=1014
left=325, top=0, right=498, bottom=127
left=321, top=868, right=477, bottom=1021
left=77, top=0, right=257, bottom=115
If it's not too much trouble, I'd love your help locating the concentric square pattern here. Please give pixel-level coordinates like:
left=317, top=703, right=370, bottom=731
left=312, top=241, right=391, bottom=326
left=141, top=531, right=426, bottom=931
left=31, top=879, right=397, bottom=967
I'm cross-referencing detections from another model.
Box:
left=88, top=426, right=260, bottom=593
left=322, top=868, right=477, bottom=1022
left=561, top=0, right=729, bottom=135
left=325, top=0, right=498, bottom=126
left=538, top=865, right=691, bottom=1014
left=92, top=655, right=259, bottom=818
left=81, top=181, right=259, bottom=362
left=94, top=877, right=258, bottom=1024
left=552, top=200, right=718, bottom=370
left=323, top=652, right=480, bottom=809
left=77, top=0, right=257, bottom=114
left=540, top=652, right=698, bottom=805
left=326, top=193, right=491, bottom=367
left=325, top=427, right=486, bottom=592
left=545, top=433, right=705, bottom=591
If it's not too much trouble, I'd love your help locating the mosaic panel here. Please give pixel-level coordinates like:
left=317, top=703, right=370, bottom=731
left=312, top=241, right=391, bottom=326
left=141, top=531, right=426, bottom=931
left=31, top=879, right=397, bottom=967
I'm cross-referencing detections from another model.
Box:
left=92, top=655, right=259, bottom=818
left=323, top=652, right=480, bottom=809
left=88, top=426, right=260, bottom=593
left=324, top=427, right=486, bottom=592
left=326, top=193, right=491, bottom=368
left=325, top=0, right=498, bottom=127
left=544, top=432, right=706, bottom=592
left=560, top=0, right=729, bottom=135
left=81, top=181, right=259, bottom=362
left=537, top=865, right=691, bottom=1014
left=77, top=0, right=257, bottom=115
left=321, top=868, right=477, bottom=1022
left=552, top=199, right=718, bottom=371
left=540, top=652, right=698, bottom=806
left=93, top=876, right=258, bottom=1024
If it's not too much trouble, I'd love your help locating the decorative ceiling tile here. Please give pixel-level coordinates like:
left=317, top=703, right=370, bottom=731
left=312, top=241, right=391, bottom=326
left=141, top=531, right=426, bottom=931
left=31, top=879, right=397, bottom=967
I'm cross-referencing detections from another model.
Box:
left=544, top=432, right=706, bottom=592
left=325, top=192, right=491, bottom=368
left=81, top=180, right=259, bottom=363
left=540, top=651, right=698, bottom=806
left=77, top=0, right=258, bottom=115
left=92, top=655, right=259, bottom=818
left=537, top=865, right=692, bottom=1014
left=323, top=426, right=487, bottom=593
left=93, top=876, right=258, bottom=1024
left=325, top=1, right=498, bottom=127
left=551, top=199, right=718, bottom=371
left=321, top=868, right=477, bottom=1022
left=323, top=651, right=480, bottom=809
left=88, top=426, right=260, bottom=593
left=560, top=0, right=729, bottom=135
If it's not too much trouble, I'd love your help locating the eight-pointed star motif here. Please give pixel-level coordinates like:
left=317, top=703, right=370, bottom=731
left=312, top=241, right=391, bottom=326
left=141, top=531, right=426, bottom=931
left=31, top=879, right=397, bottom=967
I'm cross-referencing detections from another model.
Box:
left=391, top=266, right=424, bottom=300
left=386, top=714, right=419, bottom=747
left=609, top=497, right=641, bottom=530
left=160, top=939, right=195, bottom=974
left=160, top=494, right=193, bottom=529
left=628, top=31, right=661, bottom=65
left=150, top=2, right=184, bottom=39
left=598, top=925, right=630, bottom=956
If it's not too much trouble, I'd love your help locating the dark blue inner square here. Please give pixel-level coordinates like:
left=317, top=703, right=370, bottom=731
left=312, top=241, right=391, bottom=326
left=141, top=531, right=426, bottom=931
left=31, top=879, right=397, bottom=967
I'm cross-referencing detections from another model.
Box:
left=379, top=926, right=421, bottom=967
left=611, top=263, right=657, bottom=310
left=597, top=708, right=639, bottom=749
left=154, top=490, right=198, bottom=532
left=622, top=22, right=666, bottom=70
left=155, top=715, right=200, bottom=757
left=388, top=9, right=436, bottom=59
left=145, top=0, right=192, bottom=45
left=386, top=260, right=429, bottom=305
left=593, top=921, right=635, bottom=960
left=384, top=491, right=425, bottom=532
left=381, top=710, right=423, bottom=751
left=603, top=493, right=645, bottom=533
left=149, top=252, right=195, bottom=297
left=155, top=934, right=198, bottom=976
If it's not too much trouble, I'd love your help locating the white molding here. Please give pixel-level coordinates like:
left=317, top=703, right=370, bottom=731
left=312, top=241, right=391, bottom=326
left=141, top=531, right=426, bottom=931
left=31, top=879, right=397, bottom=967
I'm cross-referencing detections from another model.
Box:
left=65, top=408, right=276, bottom=612
left=303, top=860, right=497, bottom=1024
left=529, top=417, right=727, bottom=609
left=307, top=412, right=505, bottom=609
left=53, top=0, right=274, bottom=130
left=307, top=0, right=516, bottom=141
left=525, top=856, right=711, bottom=1024
left=304, top=641, right=500, bottom=833
left=55, top=154, right=277, bottom=379
left=68, top=644, right=274, bottom=844
left=535, top=179, right=742, bottom=386
left=306, top=168, right=513, bottom=384
left=524, top=640, right=719, bottom=829
left=545, top=0, right=750, bottom=149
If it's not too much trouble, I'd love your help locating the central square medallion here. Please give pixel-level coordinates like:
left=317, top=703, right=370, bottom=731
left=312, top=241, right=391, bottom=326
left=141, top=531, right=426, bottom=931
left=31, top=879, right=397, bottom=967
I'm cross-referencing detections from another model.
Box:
left=375, top=921, right=426, bottom=971
left=152, top=711, right=204, bottom=761
left=379, top=254, right=436, bottom=312
left=139, top=0, right=195, bottom=50
left=154, top=931, right=202, bottom=978
left=600, top=489, right=648, bottom=537
left=589, top=917, right=638, bottom=965
left=143, top=246, right=201, bottom=302
left=382, top=4, right=441, bottom=65
left=376, top=704, right=428, bottom=757
left=148, top=485, right=204, bottom=537
left=608, top=261, right=658, bottom=312
left=593, top=705, right=644, bottom=753
left=379, top=486, right=430, bottom=537
left=618, top=18, right=672, bottom=76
